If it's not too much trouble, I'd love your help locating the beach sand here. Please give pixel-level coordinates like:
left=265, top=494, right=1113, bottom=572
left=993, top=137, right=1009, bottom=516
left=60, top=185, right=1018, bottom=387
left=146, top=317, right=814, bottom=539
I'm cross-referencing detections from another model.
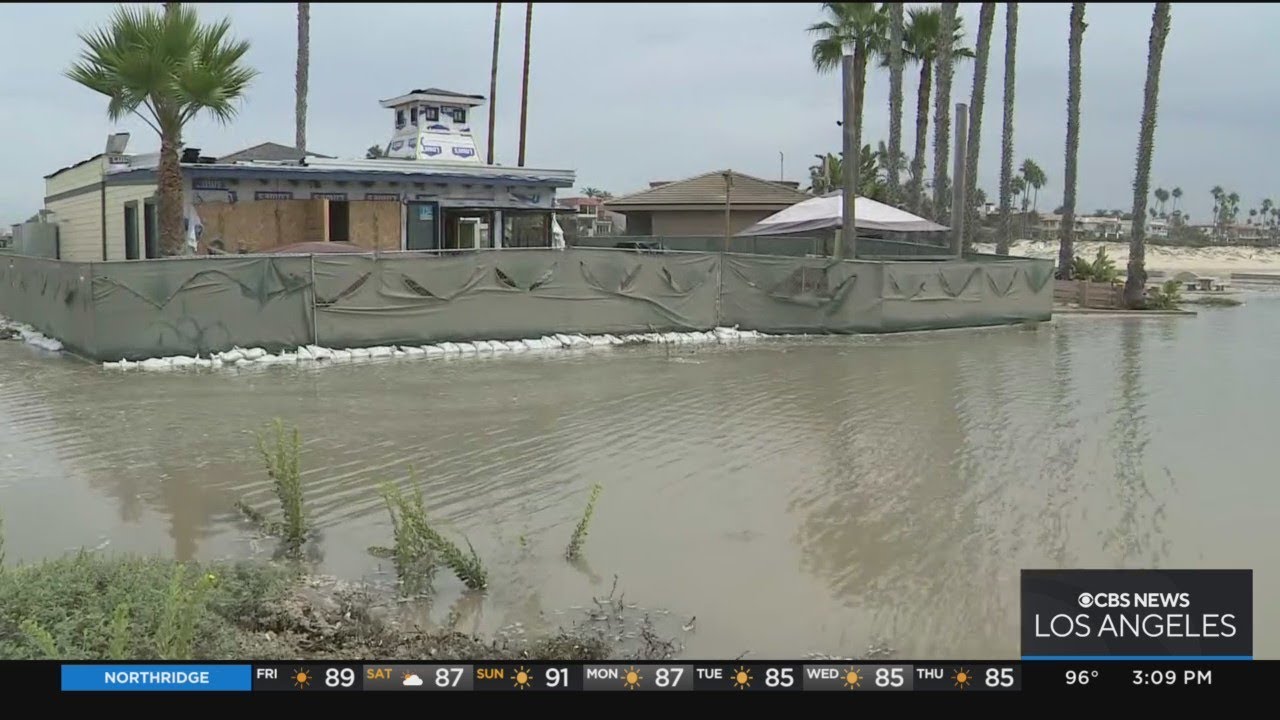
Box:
left=974, top=240, right=1280, bottom=278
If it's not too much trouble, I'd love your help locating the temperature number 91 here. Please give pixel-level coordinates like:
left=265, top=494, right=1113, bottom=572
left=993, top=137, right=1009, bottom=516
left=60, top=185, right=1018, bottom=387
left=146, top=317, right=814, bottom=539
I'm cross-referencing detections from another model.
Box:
left=325, top=667, right=356, bottom=688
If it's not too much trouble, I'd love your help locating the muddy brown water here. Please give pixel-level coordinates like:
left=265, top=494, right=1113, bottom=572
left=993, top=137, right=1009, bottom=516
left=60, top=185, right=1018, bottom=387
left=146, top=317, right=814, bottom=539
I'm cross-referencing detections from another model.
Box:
left=2, top=293, right=1278, bottom=658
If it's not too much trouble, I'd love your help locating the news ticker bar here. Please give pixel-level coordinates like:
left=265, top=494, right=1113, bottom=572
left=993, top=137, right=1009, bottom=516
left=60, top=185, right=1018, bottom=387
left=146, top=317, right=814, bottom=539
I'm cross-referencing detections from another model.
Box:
left=49, top=660, right=1266, bottom=693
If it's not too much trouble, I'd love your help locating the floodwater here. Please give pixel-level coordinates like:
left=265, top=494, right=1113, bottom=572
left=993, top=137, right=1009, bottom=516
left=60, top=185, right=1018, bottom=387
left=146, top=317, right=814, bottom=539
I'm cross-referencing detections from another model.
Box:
left=2, top=292, right=1278, bottom=659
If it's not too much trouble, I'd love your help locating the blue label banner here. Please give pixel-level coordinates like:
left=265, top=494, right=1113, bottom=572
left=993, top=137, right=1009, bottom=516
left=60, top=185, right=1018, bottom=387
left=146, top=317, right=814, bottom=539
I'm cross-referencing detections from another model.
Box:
left=61, top=664, right=252, bottom=692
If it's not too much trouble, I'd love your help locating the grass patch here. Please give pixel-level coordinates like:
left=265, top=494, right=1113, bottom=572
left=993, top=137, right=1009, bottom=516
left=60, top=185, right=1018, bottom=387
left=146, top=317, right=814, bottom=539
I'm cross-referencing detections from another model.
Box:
left=0, top=554, right=293, bottom=660
left=1182, top=295, right=1243, bottom=307
left=375, top=479, right=487, bottom=592
left=565, top=484, right=603, bottom=561
left=236, top=419, right=309, bottom=558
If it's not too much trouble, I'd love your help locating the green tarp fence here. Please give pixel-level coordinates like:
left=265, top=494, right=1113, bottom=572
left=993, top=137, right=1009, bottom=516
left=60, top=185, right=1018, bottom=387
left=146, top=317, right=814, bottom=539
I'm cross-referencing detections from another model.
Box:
left=0, top=249, right=1053, bottom=361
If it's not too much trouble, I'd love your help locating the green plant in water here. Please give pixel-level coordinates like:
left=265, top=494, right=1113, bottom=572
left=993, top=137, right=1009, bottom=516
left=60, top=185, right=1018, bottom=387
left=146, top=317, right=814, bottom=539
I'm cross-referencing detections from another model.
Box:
left=1072, top=246, right=1119, bottom=282
left=237, top=420, right=308, bottom=559
left=565, top=484, right=603, bottom=561
left=376, top=478, right=487, bottom=592
left=1146, top=279, right=1183, bottom=310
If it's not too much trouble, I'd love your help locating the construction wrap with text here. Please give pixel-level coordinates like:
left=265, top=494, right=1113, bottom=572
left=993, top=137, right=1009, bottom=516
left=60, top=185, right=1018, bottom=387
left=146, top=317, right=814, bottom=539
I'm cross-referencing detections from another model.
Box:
left=0, top=248, right=1054, bottom=361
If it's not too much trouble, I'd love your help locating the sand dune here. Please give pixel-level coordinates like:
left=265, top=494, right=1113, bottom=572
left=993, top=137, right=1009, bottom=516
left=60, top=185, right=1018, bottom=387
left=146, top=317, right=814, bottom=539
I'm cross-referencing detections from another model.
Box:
left=974, top=240, right=1280, bottom=276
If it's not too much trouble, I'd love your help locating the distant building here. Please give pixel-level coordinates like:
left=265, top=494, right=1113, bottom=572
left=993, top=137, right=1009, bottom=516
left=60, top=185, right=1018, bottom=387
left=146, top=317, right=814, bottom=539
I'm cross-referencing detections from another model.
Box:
left=1035, top=213, right=1167, bottom=241
left=37, top=88, right=574, bottom=260
left=603, top=170, right=810, bottom=237
left=555, top=197, right=625, bottom=237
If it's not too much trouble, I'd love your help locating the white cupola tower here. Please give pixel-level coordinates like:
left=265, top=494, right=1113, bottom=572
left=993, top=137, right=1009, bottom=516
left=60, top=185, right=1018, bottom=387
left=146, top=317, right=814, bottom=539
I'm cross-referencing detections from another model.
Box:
left=378, top=88, right=485, bottom=163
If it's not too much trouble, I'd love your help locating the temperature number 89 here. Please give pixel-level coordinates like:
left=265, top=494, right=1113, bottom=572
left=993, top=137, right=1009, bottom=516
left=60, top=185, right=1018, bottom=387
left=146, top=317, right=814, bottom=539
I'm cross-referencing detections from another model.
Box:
left=325, top=668, right=355, bottom=688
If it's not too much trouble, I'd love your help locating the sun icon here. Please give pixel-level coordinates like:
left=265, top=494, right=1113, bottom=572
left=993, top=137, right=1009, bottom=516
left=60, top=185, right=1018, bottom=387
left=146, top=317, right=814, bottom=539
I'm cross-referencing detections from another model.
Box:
left=623, top=666, right=643, bottom=690
left=514, top=666, right=533, bottom=689
left=732, top=666, right=752, bottom=690
left=292, top=668, right=311, bottom=689
left=952, top=668, right=972, bottom=689
left=843, top=667, right=862, bottom=689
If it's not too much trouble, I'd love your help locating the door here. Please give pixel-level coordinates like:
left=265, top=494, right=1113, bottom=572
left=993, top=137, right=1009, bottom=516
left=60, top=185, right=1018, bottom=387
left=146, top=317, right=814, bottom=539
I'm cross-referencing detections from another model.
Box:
left=405, top=201, right=439, bottom=250
left=124, top=202, right=139, bottom=259
left=458, top=218, right=480, bottom=249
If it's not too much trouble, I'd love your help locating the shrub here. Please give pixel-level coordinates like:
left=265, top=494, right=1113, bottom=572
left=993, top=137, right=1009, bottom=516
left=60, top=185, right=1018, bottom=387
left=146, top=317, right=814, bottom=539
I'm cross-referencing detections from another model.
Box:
left=376, top=479, right=487, bottom=592
left=565, top=484, right=604, bottom=561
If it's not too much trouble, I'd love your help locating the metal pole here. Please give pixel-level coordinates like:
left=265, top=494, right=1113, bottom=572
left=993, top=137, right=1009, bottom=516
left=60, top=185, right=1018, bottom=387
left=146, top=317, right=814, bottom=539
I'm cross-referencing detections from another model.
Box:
left=723, top=171, right=733, bottom=253
left=839, top=54, right=857, bottom=261
left=951, top=102, right=969, bottom=257
left=486, top=3, right=501, bottom=165
left=779, top=151, right=784, bottom=181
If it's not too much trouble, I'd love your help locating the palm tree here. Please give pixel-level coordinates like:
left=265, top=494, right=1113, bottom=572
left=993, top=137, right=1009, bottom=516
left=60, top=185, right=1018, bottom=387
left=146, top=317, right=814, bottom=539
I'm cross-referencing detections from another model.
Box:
left=1058, top=2, right=1086, bottom=279
left=1012, top=174, right=1029, bottom=239
left=1123, top=3, right=1172, bottom=309
left=486, top=3, right=502, bottom=165
left=1153, top=187, right=1169, bottom=217
left=963, top=3, right=996, bottom=249
left=900, top=6, right=972, bottom=217
left=809, top=3, right=889, bottom=143
left=930, top=3, right=961, bottom=224
left=295, top=2, right=309, bottom=153
left=1171, top=186, right=1182, bottom=213
left=517, top=2, right=533, bottom=167
left=68, top=4, right=256, bottom=256
left=997, top=3, right=1018, bottom=255
left=886, top=3, right=905, bottom=204
left=581, top=187, right=609, bottom=199
left=1262, top=198, right=1273, bottom=228
left=1020, top=158, right=1046, bottom=212
left=366, top=144, right=384, bottom=159
left=809, top=153, right=843, bottom=195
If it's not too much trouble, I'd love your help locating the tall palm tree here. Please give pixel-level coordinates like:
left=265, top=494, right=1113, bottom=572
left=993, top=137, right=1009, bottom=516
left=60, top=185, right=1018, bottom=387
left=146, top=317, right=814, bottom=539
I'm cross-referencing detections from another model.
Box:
left=487, top=3, right=502, bottom=165
left=1153, top=187, right=1169, bottom=216
left=997, top=3, right=1018, bottom=255
left=1020, top=158, right=1046, bottom=212
left=295, top=2, right=309, bottom=153
left=1171, top=186, right=1182, bottom=213
left=517, top=2, right=533, bottom=167
left=1057, top=2, right=1086, bottom=279
left=963, top=3, right=996, bottom=249
left=886, top=3, right=905, bottom=204
left=1123, top=3, right=1172, bottom=309
left=808, top=3, right=889, bottom=142
left=931, top=3, right=960, bottom=224
left=900, top=6, right=971, bottom=217
left=68, top=4, right=256, bottom=256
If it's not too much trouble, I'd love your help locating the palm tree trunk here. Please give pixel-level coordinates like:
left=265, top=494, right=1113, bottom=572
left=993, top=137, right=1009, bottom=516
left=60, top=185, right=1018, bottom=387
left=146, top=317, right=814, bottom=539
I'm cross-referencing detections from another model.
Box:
left=909, top=60, right=932, bottom=216
left=932, top=3, right=958, bottom=225
left=517, top=2, right=533, bottom=167
left=158, top=131, right=185, bottom=256
left=1123, top=3, right=1172, bottom=308
left=487, top=3, right=502, bottom=165
left=964, top=3, right=996, bottom=250
left=997, top=3, right=1018, bottom=255
left=887, top=3, right=905, bottom=206
left=295, top=2, right=309, bottom=153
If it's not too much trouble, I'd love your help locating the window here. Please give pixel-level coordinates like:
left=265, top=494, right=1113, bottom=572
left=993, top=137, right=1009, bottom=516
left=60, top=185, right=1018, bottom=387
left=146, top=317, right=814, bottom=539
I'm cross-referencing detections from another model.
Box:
left=421, top=105, right=439, bottom=122
left=410, top=107, right=418, bottom=124
left=578, top=204, right=597, bottom=216
left=396, top=109, right=405, bottom=128
left=124, top=202, right=139, bottom=260
left=451, top=107, right=467, bottom=124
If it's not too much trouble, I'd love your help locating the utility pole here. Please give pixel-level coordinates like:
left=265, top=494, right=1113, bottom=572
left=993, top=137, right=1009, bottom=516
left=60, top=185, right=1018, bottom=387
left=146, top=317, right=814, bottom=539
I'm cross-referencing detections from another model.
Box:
left=951, top=103, right=969, bottom=257
left=779, top=151, right=784, bottom=182
left=486, top=3, right=501, bottom=165
left=838, top=54, right=857, bottom=260
left=723, top=171, right=733, bottom=252
left=517, top=2, right=533, bottom=167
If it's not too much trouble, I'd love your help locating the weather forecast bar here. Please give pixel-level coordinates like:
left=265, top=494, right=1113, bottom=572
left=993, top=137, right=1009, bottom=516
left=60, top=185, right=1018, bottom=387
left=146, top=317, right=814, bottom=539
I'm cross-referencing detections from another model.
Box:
left=46, top=661, right=1272, bottom=693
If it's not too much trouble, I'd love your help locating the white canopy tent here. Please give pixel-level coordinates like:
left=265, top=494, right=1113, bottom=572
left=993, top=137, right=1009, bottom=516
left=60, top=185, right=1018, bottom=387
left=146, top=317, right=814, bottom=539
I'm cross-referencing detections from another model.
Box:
left=736, top=191, right=948, bottom=236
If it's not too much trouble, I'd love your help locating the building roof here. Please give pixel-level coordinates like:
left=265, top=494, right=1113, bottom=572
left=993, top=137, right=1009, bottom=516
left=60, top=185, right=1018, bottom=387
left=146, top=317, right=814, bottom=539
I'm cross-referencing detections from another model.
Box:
left=218, top=142, right=332, bottom=163
left=604, top=170, right=810, bottom=211
left=43, top=153, right=105, bottom=180
left=380, top=88, right=486, bottom=108
left=408, top=88, right=485, bottom=100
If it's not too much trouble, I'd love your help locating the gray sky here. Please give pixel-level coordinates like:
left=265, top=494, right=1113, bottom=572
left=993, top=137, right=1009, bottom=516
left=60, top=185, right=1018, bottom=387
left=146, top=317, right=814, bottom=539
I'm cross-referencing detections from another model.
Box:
left=1, top=3, right=1275, bottom=227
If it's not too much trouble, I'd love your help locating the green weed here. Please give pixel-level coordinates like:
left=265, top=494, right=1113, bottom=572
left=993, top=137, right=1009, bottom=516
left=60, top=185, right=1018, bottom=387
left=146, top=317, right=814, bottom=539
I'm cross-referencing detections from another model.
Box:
left=377, top=479, right=487, bottom=592
left=236, top=420, right=309, bottom=558
left=565, top=484, right=603, bottom=561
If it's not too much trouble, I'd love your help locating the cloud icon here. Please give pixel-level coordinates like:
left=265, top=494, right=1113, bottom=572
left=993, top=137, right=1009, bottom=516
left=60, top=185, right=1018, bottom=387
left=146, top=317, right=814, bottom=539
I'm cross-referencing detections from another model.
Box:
left=403, top=674, right=424, bottom=687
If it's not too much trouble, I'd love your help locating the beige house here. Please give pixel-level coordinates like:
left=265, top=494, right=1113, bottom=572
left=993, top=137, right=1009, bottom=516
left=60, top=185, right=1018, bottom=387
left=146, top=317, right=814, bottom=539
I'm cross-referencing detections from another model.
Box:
left=603, top=170, right=809, bottom=237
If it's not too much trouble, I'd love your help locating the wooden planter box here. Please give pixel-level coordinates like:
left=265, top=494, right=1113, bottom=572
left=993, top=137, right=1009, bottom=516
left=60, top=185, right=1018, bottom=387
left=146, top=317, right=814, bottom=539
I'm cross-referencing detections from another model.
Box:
left=1054, top=279, right=1123, bottom=308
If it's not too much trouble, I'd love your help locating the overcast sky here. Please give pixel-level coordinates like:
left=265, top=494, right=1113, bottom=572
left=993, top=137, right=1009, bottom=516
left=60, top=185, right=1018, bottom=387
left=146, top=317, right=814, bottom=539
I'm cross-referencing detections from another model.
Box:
left=1, top=2, right=1275, bottom=227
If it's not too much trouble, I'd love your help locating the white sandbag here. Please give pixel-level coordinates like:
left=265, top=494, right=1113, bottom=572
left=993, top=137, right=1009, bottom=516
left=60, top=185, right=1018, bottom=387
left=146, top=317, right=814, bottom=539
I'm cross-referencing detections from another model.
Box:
left=140, top=358, right=169, bottom=371
left=504, top=340, right=527, bottom=352
left=331, top=349, right=353, bottom=362
left=295, top=346, right=315, bottom=361
left=194, top=357, right=214, bottom=368
left=220, top=349, right=245, bottom=363
left=438, top=342, right=461, bottom=354
left=488, top=340, right=510, bottom=352
left=368, top=346, right=392, bottom=359
left=540, top=335, right=560, bottom=348
left=255, top=354, right=281, bottom=364
left=521, top=338, right=547, bottom=351
left=234, top=358, right=252, bottom=367
left=102, top=360, right=123, bottom=370
left=277, top=352, right=298, bottom=363
left=553, top=333, right=575, bottom=348
left=659, top=332, right=680, bottom=344
left=587, top=335, right=611, bottom=347
left=422, top=345, right=445, bottom=357
left=622, top=334, right=645, bottom=344
left=455, top=342, right=478, bottom=354
left=404, top=346, right=426, bottom=357
left=604, top=334, right=624, bottom=345
left=168, top=356, right=197, bottom=367
left=392, top=348, right=408, bottom=358
left=242, top=347, right=267, bottom=360
left=210, top=357, right=223, bottom=369
left=349, top=347, right=371, bottom=358
left=568, top=334, right=592, bottom=348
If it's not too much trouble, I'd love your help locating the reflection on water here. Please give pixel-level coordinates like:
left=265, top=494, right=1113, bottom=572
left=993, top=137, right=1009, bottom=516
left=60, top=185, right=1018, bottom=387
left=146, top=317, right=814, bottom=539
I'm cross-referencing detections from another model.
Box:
left=2, top=293, right=1279, bottom=658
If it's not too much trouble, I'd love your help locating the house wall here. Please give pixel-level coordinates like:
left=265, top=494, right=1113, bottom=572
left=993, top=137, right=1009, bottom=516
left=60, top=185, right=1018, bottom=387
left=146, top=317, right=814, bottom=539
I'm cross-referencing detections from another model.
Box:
left=44, top=159, right=107, bottom=261
left=104, top=184, right=158, bottom=260
left=650, top=209, right=777, bottom=237
left=348, top=201, right=402, bottom=251
left=196, top=200, right=312, bottom=253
